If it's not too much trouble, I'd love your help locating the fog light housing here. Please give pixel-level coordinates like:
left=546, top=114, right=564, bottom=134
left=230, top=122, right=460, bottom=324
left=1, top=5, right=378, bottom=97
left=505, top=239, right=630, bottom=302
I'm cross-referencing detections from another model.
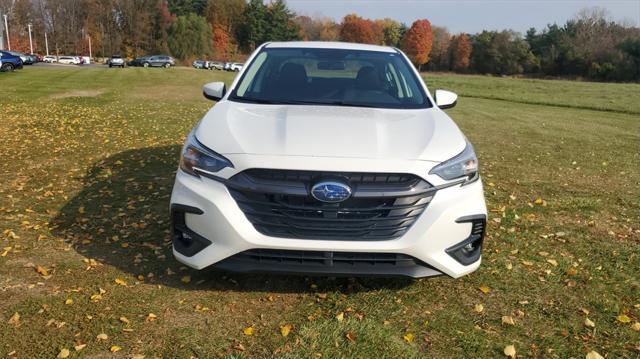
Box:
left=446, top=215, right=486, bottom=265
left=171, top=204, right=211, bottom=257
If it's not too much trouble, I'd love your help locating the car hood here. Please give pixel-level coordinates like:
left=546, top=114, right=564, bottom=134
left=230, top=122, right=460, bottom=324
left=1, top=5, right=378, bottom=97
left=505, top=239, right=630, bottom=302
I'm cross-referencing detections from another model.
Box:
left=196, top=101, right=466, bottom=162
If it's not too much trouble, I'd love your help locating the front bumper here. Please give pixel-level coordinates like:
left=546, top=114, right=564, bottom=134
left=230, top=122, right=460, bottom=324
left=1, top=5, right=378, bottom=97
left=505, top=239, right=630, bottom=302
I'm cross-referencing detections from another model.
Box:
left=170, top=156, right=487, bottom=278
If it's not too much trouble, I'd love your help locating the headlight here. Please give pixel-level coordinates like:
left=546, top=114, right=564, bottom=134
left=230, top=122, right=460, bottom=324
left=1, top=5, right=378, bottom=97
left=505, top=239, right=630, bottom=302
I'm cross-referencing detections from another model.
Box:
left=429, top=139, right=478, bottom=181
left=179, top=129, right=233, bottom=177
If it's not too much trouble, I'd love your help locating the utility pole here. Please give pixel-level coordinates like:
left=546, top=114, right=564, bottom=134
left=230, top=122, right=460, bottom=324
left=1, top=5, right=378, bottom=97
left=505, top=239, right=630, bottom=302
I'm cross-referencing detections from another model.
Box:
left=0, top=11, right=4, bottom=50
left=3, top=14, right=9, bottom=50
left=45, top=32, right=49, bottom=56
left=28, top=23, right=33, bottom=54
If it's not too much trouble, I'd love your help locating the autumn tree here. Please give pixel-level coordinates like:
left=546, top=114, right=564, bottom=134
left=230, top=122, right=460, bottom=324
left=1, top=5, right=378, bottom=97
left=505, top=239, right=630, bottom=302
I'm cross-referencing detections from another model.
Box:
left=450, top=33, right=472, bottom=71
left=401, top=19, right=433, bottom=70
left=339, top=14, right=376, bottom=44
left=212, top=24, right=230, bottom=59
left=318, top=19, right=340, bottom=41
left=378, top=18, right=402, bottom=46
left=204, top=0, right=245, bottom=34
left=429, top=26, right=451, bottom=70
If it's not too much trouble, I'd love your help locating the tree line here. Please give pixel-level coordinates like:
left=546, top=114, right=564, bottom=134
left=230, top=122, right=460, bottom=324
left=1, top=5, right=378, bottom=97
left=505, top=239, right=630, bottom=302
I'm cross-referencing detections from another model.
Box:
left=1, top=0, right=638, bottom=81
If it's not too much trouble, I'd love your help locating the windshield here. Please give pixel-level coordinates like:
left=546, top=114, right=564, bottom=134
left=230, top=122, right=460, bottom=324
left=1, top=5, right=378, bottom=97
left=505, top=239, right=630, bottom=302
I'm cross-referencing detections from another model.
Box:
left=229, top=47, right=431, bottom=109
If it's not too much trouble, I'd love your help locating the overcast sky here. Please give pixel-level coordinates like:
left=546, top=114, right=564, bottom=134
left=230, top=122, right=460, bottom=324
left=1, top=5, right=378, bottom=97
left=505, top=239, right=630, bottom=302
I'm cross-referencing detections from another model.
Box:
left=286, top=0, right=640, bottom=34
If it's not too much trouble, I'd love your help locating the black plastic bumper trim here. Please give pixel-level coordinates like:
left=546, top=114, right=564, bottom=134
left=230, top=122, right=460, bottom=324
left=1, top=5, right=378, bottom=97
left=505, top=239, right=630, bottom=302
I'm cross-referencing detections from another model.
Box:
left=214, top=249, right=444, bottom=278
left=446, top=215, right=486, bottom=265
left=171, top=204, right=211, bottom=257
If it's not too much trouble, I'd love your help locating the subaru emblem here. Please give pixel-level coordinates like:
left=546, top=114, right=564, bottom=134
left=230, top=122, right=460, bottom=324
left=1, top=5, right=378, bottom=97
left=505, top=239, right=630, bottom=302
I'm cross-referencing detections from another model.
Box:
left=311, top=181, right=352, bottom=203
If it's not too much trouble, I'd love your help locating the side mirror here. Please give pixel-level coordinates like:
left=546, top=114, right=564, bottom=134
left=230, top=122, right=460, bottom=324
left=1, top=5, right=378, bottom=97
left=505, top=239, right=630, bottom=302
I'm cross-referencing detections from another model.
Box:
left=203, top=82, right=226, bottom=101
left=434, top=89, right=458, bottom=109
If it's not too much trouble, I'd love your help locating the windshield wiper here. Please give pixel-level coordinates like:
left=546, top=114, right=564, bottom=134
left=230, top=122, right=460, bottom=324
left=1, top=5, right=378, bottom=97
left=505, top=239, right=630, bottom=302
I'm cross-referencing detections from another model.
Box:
left=232, top=96, right=290, bottom=105
left=232, top=96, right=383, bottom=108
left=277, top=99, right=380, bottom=108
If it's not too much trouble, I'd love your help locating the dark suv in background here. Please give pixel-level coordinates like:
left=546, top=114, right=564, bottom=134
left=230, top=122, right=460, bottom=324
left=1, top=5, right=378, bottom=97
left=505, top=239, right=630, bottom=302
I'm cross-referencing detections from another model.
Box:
left=0, top=51, right=23, bottom=71
left=143, top=55, right=175, bottom=68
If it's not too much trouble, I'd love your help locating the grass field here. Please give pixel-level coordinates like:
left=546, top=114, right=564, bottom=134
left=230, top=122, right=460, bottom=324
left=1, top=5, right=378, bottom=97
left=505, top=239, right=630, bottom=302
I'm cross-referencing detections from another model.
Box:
left=0, top=67, right=638, bottom=358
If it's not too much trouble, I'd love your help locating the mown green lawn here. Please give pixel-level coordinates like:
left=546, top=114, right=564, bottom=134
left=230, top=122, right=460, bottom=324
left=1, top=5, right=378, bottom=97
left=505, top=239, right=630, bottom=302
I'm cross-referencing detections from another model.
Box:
left=0, top=66, right=638, bottom=358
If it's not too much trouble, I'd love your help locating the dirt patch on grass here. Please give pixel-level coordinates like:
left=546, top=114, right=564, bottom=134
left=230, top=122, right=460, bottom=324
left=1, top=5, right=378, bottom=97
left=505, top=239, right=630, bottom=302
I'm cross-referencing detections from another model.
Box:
left=50, top=89, right=105, bottom=99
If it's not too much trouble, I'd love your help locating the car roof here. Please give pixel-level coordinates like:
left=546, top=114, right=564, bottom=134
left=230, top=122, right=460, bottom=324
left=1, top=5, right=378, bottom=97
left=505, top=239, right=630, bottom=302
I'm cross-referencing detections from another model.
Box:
left=264, top=41, right=397, bottom=53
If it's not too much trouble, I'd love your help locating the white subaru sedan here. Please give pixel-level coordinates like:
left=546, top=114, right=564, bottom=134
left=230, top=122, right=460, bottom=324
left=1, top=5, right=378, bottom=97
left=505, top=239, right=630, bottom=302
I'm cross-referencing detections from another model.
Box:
left=170, top=42, right=487, bottom=278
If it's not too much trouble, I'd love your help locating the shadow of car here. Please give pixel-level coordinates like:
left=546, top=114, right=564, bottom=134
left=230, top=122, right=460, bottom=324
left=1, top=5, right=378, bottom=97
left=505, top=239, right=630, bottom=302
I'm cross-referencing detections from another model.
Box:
left=52, top=145, right=413, bottom=293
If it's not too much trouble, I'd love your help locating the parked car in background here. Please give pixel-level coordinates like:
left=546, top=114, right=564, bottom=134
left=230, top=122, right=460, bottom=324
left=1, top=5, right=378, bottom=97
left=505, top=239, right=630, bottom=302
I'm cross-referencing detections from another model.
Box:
left=108, top=55, right=125, bottom=68
left=58, top=56, right=81, bottom=65
left=43, top=55, right=57, bottom=63
left=24, top=54, right=37, bottom=64
left=208, top=61, right=224, bottom=70
left=0, top=51, right=23, bottom=71
left=192, top=60, right=207, bottom=69
left=6, top=51, right=29, bottom=65
left=128, top=56, right=148, bottom=67
left=143, top=55, right=175, bottom=68
left=229, top=62, right=243, bottom=72
left=26, top=53, right=42, bottom=63
left=223, top=62, right=243, bottom=72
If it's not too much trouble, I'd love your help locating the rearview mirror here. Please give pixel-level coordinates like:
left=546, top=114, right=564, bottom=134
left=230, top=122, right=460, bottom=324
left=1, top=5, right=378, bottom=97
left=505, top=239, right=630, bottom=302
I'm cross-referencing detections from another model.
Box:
left=203, top=82, right=226, bottom=101
left=434, top=89, right=458, bottom=109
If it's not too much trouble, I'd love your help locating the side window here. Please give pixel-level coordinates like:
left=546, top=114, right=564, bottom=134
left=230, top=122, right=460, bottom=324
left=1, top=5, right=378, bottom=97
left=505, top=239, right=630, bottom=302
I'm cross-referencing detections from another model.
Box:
left=236, top=51, right=268, bottom=97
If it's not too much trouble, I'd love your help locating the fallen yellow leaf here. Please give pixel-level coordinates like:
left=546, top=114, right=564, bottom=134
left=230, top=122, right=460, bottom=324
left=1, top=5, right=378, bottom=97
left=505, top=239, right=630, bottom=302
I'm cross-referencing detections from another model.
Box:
left=616, top=314, right=631, bottom=323
left=584, top=318, right=595, bottom=328
left=501, top=316, right=515, bottom=325
left=632, top=322, right=640, bottom=331
left=7, top=312, right=20, bottom=325
left=243, top=326, right=254, bottom=335
left=65, top=298, right=73, bottom=305
left=474, top=304, right=484, bottom=313
left=336, top=312, right=344, bottom=322
left=120, top=316, right=130, bottom=324
left=74, top=344, right=86, bottom=351
left=96, top=333, right=108, bottom=340
left=114, top=278, right=127, bottom=286
left=35, top=265, right=49, bottom=276
left=403, top=333, right=414, bottom=343
left=479, top=285, right=491, bottom=294
left=504, top=344, right=516, bottom=358
left=280, top=324, right=292, bottom=337
left=585, top=351, right=604, bottom=359
left=110, top=345, right=122, bottom=352
left=57, top=348, right=70, bottom=358
left=147, top=313, right=157, bottom=321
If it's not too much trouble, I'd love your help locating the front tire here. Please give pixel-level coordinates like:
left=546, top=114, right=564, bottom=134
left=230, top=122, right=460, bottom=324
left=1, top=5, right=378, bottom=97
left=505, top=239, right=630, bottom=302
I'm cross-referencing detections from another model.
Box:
left=143, top=62, right=150, bottom=68
left=1, top=63, right=15, bottom=72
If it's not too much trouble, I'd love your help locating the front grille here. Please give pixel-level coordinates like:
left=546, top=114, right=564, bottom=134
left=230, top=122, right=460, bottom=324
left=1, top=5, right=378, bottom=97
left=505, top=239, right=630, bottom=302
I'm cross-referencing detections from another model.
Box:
left=244, top=168, right=421, bottom=185
left=226, top=169, right=435, bottom=241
